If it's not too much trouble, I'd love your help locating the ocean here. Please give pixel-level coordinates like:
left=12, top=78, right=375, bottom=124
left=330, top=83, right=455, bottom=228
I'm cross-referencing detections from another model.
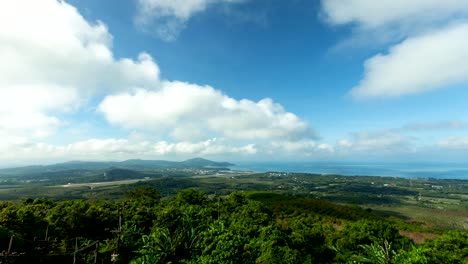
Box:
left=230, top=162, right=468, bottom=180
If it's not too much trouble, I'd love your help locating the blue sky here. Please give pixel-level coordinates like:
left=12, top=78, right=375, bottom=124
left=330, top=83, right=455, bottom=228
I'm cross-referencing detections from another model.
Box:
left=1, top=0, right=468, bottom=166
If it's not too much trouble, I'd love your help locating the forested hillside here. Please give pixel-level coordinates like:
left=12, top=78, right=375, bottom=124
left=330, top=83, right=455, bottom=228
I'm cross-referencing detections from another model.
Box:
left=0, top=188, right=466, bottom=263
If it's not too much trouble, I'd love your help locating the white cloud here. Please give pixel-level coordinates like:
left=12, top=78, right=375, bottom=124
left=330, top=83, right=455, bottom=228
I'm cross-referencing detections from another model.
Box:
left=266, top=141, right=334, bottom=156
left=321, top=1, right=468, bottom=98
left=0, top=85, right=79, bottom=140
left=0, top=137, right=257, bottom=164
left=438, top=136, right=468, bottom=150
left=330, top=122, right=468, bottom=159
left=135, top=0, right=247, bottom=41
left=0, top=136, right=339, bottom=165
left=0, top=0, right=319, bottom=164
left=0, top=1, right=160, bottom=92
left=153, top=138, right=257, bottom=156
left=400, top=121, right=466, bottom=132
left=98, top=81, right=316, bottom=141
left=350, top=23, right=468, bottom=98
left=321, top=0, right=468, bottom=30
left=338, top=132, right=409, bottom=152
left=0, top=0, right=160, bottom=144
left=317, top=143, right=335, bottom=153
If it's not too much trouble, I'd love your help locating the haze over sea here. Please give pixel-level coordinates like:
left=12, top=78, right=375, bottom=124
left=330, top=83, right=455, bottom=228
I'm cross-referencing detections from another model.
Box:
left=232, top=162, right=468, bottom=180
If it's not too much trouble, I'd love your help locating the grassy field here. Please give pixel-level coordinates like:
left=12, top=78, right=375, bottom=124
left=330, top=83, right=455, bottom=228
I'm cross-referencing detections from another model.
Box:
left=370, top=204, right=468, bottom=230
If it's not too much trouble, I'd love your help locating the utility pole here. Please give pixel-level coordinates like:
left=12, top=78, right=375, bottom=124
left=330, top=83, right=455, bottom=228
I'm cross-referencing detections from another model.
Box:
left=94, top=242, right=99, bottom=264
left=0, top=235, right=24, bottom=263
left=111, top=214, right=122, bottom=262
left=0, top=235, right=15, bottom=262
left=73, top=237, right=78, bottom=264
left=44, top=226, right=49, bottom=241
left=218, top=197, right=220, bottom=220
left=7, top=236, right=13, bottom=255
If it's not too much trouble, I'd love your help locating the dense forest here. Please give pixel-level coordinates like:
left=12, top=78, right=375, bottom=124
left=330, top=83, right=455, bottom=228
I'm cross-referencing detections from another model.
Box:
left=0, top=187, right=466, bottom=264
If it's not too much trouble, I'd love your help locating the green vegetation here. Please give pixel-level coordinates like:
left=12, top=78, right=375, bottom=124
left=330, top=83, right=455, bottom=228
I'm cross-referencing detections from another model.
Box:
left=0, top=160, right=466, bottom=263
left=0, top=190, right=465, bottom=263
left=0, top=170, right=466, bottom=230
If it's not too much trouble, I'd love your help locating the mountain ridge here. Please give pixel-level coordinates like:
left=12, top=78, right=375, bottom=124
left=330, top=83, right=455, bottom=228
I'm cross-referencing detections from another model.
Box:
left=0, top=158, right=234, bottom=177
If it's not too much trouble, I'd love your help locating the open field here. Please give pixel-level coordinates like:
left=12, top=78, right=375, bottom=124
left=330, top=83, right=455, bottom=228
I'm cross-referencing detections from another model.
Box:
left=59, top=178, right=152, bottom=188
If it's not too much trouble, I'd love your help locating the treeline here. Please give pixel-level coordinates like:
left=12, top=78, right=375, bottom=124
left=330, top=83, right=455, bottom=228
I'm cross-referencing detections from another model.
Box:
left=0, top=188, right=466, bottom=263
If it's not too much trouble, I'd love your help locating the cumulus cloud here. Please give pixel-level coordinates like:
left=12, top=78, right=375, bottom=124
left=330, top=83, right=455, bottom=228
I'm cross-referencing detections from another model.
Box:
left=0, top=0, right=318, bottom=164
left=0, top=0, right=160, bottom=143
left=153, top=138, right=257, bottom=156
left=0, top=1, right=160, bottom=92
left=98, top=81, right=316, bottom=141
left=320, top=0, right=468, bottom=50
left=351, top=23, right=468, bottom=98
left=321, top=0, right=468, bottom=98
left=135, top=0, right=247, bottom=41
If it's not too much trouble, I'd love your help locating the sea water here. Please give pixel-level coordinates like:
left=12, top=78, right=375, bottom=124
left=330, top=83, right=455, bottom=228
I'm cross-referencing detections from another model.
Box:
left=231, top=162, right=468, bottom=180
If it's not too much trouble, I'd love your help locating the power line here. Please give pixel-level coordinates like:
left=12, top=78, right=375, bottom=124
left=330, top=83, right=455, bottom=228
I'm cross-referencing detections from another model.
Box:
left=73, top=238, right=99, bottom=264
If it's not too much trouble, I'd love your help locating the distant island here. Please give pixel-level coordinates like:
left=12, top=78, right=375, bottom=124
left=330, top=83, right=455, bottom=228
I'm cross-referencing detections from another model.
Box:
left=0, top=158, right=234, bottom=177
